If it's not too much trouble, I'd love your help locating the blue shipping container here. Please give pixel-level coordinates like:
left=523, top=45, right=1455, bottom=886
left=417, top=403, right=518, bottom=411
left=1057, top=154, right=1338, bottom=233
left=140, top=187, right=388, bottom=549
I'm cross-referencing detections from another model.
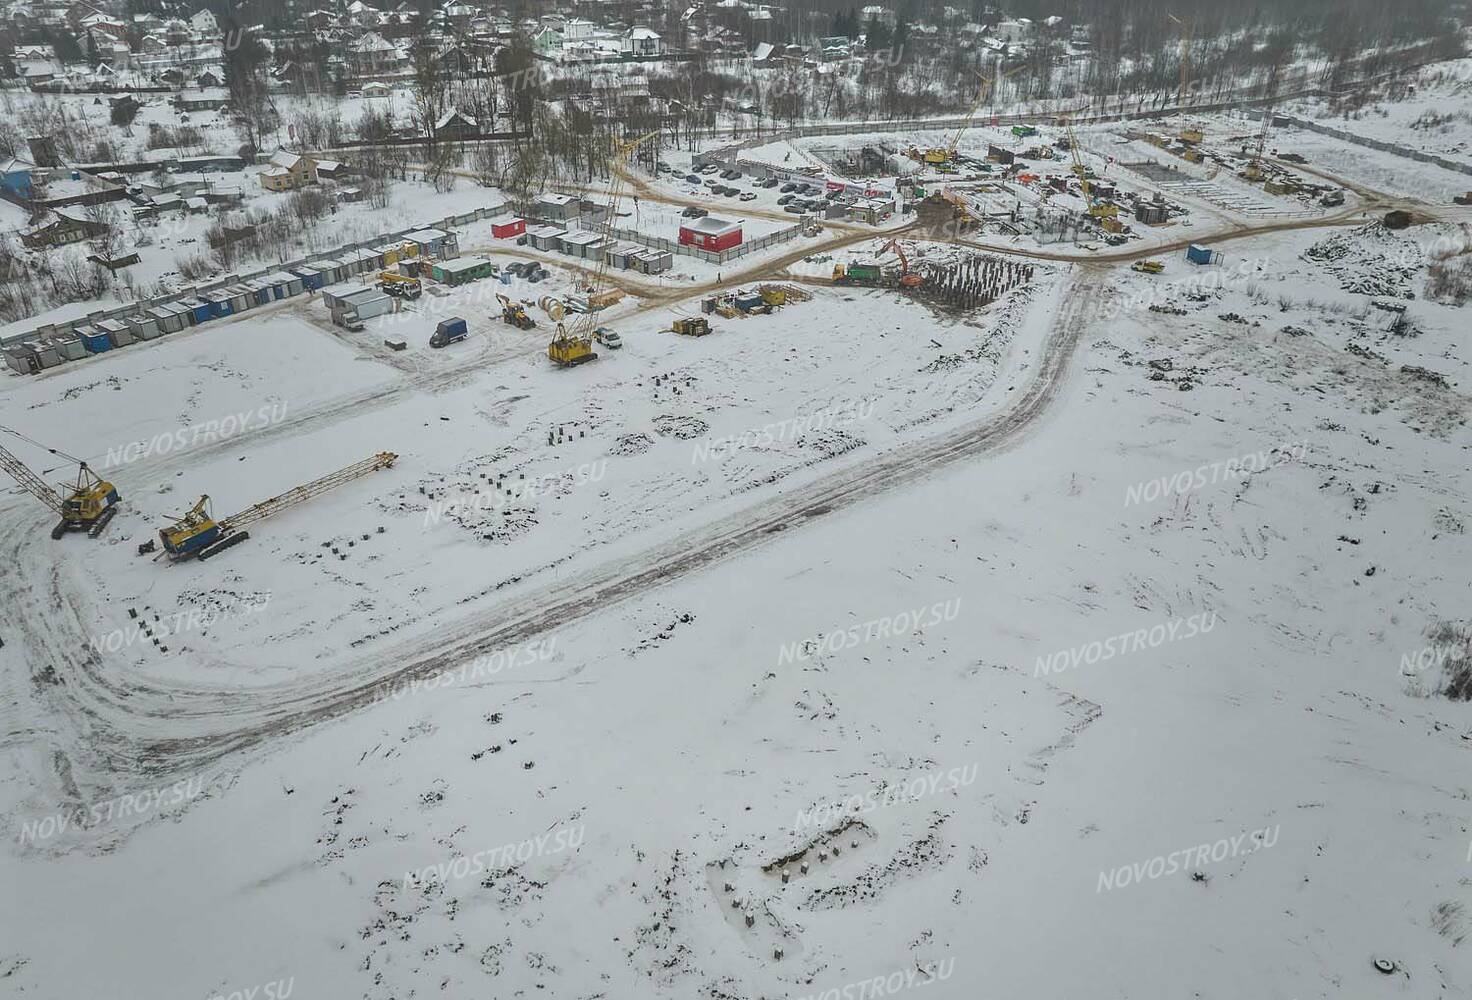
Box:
left=80, top=331, right=112, bottom=353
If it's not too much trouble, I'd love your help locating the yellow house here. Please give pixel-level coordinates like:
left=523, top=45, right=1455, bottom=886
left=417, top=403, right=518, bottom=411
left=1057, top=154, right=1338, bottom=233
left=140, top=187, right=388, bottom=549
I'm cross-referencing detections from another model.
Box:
left=259, top=150, right=319, bottom=191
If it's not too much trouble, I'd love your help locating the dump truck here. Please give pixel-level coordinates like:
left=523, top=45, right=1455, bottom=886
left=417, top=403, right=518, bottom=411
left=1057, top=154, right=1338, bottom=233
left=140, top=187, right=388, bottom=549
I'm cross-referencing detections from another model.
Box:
left=1131, top=260, right=1164, bottom=274
left=430, top=317, right=467, bottom=348
left=671, top=317, right=710, bottom=337
left=832, top=261, right=883, bottom=286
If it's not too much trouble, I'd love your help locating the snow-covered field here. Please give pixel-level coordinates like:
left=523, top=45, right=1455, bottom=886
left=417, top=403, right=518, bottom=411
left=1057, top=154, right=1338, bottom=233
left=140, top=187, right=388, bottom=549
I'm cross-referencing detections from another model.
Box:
left=4, top=60, right=1472, bottom=1000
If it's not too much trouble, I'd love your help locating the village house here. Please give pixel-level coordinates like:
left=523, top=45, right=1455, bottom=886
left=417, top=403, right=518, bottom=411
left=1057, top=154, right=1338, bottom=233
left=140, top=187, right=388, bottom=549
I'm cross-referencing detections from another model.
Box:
left=20, top=207, right=110, bottom=249
left=259, top=150, right=320, bottom=192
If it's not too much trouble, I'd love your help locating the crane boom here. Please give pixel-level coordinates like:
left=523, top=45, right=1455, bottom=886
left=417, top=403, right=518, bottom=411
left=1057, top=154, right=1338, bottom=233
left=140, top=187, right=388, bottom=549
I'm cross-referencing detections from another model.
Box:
left=551, top=129, right=658, bottom=367
left=221, top=452, right=398, bottom=531
left=159, top=452, right=397, bottom=560
left=0, top=443, right=64, bottom=515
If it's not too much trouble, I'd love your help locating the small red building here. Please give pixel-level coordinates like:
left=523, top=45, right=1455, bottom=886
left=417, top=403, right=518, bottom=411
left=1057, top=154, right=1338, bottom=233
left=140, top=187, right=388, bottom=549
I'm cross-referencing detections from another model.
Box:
left=678, top=217, right=743, bottom=252
left=490, top=215, right=526, bottom=239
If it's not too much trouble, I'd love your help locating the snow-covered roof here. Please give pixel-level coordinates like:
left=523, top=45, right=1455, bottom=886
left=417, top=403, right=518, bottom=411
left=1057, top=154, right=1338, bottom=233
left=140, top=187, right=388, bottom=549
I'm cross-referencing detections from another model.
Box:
left=683, top=216, right=741, bottom=235
left=269, top=150, right=309, bottom=170
left=351, top=32, right=397, bottom=53
left=435, top=108, right=476, bottom=129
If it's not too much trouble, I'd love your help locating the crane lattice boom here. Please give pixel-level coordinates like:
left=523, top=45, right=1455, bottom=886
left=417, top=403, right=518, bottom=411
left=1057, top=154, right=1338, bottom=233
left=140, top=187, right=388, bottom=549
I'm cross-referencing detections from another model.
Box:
left=0, top=444, right=64, bottom=516
left=221, top=452, right=398, bottom=531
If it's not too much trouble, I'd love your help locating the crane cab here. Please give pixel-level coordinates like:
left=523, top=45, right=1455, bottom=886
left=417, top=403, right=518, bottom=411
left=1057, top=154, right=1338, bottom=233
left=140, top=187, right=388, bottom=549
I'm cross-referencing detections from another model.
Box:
left=62, top=480, right=118, bottom=523
left=56, top=462, right=120, bottom=538
left=158, top=496, right=225, bottom=558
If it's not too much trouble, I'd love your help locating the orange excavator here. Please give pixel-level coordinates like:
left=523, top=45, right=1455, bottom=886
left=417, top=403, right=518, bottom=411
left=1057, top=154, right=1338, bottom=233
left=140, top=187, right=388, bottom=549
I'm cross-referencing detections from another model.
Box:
left=880, top=239, right=925, bottom=288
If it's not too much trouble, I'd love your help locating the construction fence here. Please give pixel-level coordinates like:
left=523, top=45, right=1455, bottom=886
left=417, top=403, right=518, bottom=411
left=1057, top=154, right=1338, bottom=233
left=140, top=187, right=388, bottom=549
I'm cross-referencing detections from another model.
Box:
left=1279, top=115, right=1472, bottom=179
left=573, top=218, right=803, bottom=265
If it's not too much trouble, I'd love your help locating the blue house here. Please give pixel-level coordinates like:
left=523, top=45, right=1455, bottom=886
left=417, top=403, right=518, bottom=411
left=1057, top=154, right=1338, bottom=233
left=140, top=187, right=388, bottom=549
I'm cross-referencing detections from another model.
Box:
left=1, top=156, right=36, bottom=200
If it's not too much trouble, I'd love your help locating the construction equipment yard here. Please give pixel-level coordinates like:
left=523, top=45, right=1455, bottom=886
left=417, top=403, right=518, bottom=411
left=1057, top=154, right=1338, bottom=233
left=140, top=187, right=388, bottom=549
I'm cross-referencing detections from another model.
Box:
left=4, top=44, right=1472, bottom=1000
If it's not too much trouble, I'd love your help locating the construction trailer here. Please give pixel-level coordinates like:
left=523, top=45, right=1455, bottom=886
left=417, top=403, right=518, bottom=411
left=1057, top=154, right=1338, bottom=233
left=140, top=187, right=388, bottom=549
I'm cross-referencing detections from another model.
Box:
left=78, top=327, right=112, bottom=353
left=679, top=217, right=743, bottom=252
left=291, top=265, right=326, bottom=291
left=97, top=319, right=135, bottom=349
left=431, top=257, right=496, bottom=286
left=1185, top=243, right=1222, bottom=265
left=630, top=249, right=673, bottom=274
left=528, top=225, right=567, bottom=252
left=158, top=452, right=398, bottom=561
left=325, top=285, right=394, bottom=326
left=146, top=304, right=186, bottom=333
left=491, top=215, right=526, bottom=239
left=415, top=229, right=460, bottom=260
left=53, top=333, right=88, bottom=358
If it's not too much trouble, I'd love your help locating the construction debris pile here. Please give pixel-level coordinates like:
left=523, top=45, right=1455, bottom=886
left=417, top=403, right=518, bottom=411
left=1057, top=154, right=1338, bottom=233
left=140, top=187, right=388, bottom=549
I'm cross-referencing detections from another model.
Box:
left=1302, top=223, right=1423, bottom=298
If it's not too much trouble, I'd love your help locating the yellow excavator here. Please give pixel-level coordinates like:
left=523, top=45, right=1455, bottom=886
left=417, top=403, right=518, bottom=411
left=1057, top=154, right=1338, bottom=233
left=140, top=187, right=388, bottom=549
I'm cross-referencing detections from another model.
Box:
left=497, top=293, right=536, bottom=329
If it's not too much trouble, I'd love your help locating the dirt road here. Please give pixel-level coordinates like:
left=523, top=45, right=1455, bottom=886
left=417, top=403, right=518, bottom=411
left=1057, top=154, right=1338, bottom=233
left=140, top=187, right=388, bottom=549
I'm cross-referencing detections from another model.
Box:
left=6, top=270, right=1096, bottom=784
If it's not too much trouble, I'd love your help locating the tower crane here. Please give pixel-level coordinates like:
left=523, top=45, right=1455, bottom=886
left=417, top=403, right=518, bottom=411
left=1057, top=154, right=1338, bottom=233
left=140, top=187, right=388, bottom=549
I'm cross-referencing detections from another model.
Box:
left=910, top=64, right=1019, bottom=170
left=0, top=426, right=120, bottom=539
left=1061, top=116, right=1117, bottom=222
left=1168, top=13, right=1203, bottom=144
left=1242, top=62, right=1282, bottom=183
left=549, top=129, right=659, bottom=368
left=157, top=452, right=397, bottom=561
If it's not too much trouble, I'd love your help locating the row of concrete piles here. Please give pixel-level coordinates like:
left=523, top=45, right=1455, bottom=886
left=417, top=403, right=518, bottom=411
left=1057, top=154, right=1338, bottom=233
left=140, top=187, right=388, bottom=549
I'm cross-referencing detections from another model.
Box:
left=924, top=254, right=1035, bottom=309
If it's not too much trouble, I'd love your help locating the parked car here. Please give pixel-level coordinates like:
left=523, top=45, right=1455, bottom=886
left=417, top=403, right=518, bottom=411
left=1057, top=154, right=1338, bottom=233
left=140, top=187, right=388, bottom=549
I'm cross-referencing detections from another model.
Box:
left=685, top=174, right=701, bottom=184
left=783, top=204, right=804, bottom=213
left=721, top=187, right=739, bottom=197
left=704, top=178, right=720, bottom=188
left=593, top=327, right=622, bottom=349
left=681, top=206, right=707, bottom=218
left=739, top=192, right=757, bottom=202
left=777, top=194, right=794, bottom=205
left=780, top=182, right=797, bottom=193
left=701, top=164, right=720, bottom=174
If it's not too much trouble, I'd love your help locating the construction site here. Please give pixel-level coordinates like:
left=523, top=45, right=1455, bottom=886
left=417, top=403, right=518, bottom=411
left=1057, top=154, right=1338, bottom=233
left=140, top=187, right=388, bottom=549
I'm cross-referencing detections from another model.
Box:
left=4, top=27, right=1472, bottom=1000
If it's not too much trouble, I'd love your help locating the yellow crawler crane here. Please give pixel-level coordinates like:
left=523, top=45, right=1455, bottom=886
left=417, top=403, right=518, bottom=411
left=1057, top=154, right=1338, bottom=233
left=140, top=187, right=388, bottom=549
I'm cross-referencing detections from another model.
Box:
left=0, top=426, right=120, bottom=539
left=158, top=452, right=397, bottom=561
left=550, top=129, right=659, bottom=368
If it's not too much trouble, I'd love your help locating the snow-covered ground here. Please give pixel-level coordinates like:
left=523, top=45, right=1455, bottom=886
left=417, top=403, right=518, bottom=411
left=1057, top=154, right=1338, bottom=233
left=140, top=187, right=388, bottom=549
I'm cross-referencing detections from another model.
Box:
left=3, top=58, right=1472, bottom=1000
